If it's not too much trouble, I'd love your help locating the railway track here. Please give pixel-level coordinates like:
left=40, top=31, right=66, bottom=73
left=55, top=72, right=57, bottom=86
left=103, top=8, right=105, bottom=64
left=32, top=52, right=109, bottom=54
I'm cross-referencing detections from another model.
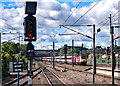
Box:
left=42, top=61, right=120, bottom=80
left=42, top=68, right=66, bottom=86
left=44, top=61, right=92, bottom=72
left=4, top=61, right=120, bottom=85
left=4, top=62, right=46, bottom=86
left=44, top=61, right=120, bottom=72
left=20, top=67, right=46, bottom=86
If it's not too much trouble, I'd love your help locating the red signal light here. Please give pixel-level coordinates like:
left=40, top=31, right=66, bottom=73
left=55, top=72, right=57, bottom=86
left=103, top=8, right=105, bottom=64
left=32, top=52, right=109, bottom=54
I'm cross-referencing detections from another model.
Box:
left=29, top=34, right=32, bottom=37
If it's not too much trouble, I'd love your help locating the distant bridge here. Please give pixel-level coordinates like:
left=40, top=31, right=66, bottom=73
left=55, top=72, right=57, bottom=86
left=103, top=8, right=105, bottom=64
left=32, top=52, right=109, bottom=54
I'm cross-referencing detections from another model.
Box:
left=34, top=50, right=58, bottom=57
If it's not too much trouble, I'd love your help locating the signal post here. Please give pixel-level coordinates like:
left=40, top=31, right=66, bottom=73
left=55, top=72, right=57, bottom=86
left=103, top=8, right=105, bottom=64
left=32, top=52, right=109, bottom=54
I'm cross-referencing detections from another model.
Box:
left=64, top=44, right=67, bottom=72
left=24, top=1, right=37, bottom=85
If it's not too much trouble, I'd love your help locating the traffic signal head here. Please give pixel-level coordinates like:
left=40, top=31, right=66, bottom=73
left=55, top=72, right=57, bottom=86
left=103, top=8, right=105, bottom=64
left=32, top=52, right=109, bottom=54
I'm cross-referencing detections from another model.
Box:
left=26, top=42, right=34, bottom=59
left=25, top=1, right=37, bottom=15
left=106, top=47, right=110, bottom=55
left=24, top=15, right=36, bottom=41
left=64, top=44, right=67, bottom=54
left=27, top=42, right=34, bottom=50
left=29, top=34, right=32, bottom=37
left=28, top=19, right=33, bottom=37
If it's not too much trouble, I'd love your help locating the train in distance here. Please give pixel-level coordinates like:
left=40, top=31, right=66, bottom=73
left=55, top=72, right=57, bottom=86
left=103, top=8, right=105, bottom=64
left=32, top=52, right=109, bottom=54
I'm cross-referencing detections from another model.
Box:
left=38, top=56, right=87, bottom=65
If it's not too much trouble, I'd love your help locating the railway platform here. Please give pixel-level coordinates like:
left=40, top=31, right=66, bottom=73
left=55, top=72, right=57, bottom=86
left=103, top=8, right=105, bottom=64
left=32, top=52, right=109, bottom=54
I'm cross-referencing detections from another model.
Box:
left=95, top=67, right=120, bottom=79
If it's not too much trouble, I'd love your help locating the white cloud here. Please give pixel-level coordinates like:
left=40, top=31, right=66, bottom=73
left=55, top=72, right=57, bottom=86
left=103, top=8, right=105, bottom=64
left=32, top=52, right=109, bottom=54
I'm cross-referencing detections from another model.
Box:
left=0, top=20, right=5, bottom=27
left=0, top=0, right=119, bottom=49
left=49, top=11, right=59, bottom=19
left=86, top=42, right=93, bottom=49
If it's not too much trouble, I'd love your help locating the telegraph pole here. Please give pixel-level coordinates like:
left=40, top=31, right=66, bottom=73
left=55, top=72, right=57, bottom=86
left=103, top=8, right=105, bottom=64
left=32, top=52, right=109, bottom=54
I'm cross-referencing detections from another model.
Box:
left=72, top=40, right=74, bottom=67
left=93, top=24, right=96, bottom=83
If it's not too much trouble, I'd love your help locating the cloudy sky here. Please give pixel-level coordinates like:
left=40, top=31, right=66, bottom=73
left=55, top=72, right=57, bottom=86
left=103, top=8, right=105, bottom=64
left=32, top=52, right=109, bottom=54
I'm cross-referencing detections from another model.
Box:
left=0, top=0, right=119, bottom=50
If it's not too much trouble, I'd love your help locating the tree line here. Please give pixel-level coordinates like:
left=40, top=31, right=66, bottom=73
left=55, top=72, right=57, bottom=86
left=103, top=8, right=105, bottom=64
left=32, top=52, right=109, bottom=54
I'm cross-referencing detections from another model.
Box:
left=2, top=41, right=28, bottom=77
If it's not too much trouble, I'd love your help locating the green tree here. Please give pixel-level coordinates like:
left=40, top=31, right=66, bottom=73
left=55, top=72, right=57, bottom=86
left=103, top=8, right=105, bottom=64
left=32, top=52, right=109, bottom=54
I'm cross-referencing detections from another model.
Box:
left=2, top=41, right=27, bottom=76
left=59, top=47, right=64, bottom=56
left=20, top=44, right=27, bottom=56
left=2, top=42, right=18, bottom=76
left=96, top=49, right=105, bottom=54
left=59, top=47, right=81, bottom=56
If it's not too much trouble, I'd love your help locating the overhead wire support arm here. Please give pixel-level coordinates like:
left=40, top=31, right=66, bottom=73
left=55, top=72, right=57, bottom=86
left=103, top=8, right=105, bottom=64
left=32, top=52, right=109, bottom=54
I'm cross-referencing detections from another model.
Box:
left=59, top=25, right=93, bottom=27
left=114, top=36, right=120, bottom=40
left=112, top=25, right=120, bottom=40
left=59, top=33, right=79, bottom=36
left=59, top=25, right=93, bottom=39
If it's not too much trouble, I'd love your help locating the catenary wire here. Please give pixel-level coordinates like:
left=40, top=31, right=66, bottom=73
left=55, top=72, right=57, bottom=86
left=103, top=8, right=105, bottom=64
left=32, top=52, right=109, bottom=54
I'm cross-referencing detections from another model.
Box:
left=0, top=19, right=17, bottom=30
left=96, top=10, right=120, bottom=30
left=60, top=1, right=82, bottom=35
left=72, top=1, right=101, bottom=25
left=59, top=1, right=100, bottom=35
left=96, top=10, right=120, bottom=27
left=63, top=1, right=82, bottom=25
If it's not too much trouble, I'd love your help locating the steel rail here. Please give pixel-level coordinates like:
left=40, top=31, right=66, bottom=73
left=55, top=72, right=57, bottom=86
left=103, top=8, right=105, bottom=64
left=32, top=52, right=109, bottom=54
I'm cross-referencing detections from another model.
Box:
left=42, top=69, right=53, bottom=86
left=42, top=68, right=66, bottom=86
left=4, top=66, right=42, bottom=86
left=21, top=67, right=46, bottom=86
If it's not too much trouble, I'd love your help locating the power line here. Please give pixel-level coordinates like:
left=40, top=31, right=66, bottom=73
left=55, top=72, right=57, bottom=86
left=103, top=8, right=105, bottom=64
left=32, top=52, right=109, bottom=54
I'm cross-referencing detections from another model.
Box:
left=72, top=1, right=101, bottom=25
left=112, top=11, right=119, bottom=18
left=98, top=20, right=109, bottom=30
left=0, top=19, right=17, bottom=31
left=85, top=28, right=92, bottom=33
left=63, top=1, right=82, bottom=25
left=0, top=27, right=8, bottom=32
left=60, top=0, right=101, bottom=36
left=96, top=18, right=109, bottom=26
left=97, top=10, right=119, bottom=27
left=96, top=10, right=120, bottom=30
left=112, top=17, right=118, bottom=24
left=60, top=1, right=100, bottom=35
left=60, top=1, right=82, bottom=35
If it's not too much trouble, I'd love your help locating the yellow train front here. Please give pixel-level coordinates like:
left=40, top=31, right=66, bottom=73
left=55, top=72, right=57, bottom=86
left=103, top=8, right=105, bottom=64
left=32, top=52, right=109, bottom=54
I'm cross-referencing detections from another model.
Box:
left=42, top=56, right=87, bottom=65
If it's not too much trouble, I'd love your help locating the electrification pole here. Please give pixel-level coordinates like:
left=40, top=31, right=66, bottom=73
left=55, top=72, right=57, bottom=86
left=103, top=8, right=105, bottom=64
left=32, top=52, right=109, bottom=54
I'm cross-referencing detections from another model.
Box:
left=0, top=33, right=1, bottom=85
left=109, top=14, right=115, bottom=85
left=111, top=26, right=115, bottom=85
left=72, top=40, right=74, bottom=67
left=53, top=42, right=55, bottom=68
left=59, top=24, right=96, bottom=82
left=64, top=44, right=67, bottom=72
left=93, top=24, right=96, bottom=83
left=60, top=50, right=62, bottom=64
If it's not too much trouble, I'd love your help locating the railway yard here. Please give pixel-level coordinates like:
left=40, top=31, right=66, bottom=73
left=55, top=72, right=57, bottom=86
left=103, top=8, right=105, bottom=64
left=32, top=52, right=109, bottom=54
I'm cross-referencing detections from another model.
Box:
left=2, top=61, right=120, bottom=86
left=1, top=0, right=120, bottom=86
